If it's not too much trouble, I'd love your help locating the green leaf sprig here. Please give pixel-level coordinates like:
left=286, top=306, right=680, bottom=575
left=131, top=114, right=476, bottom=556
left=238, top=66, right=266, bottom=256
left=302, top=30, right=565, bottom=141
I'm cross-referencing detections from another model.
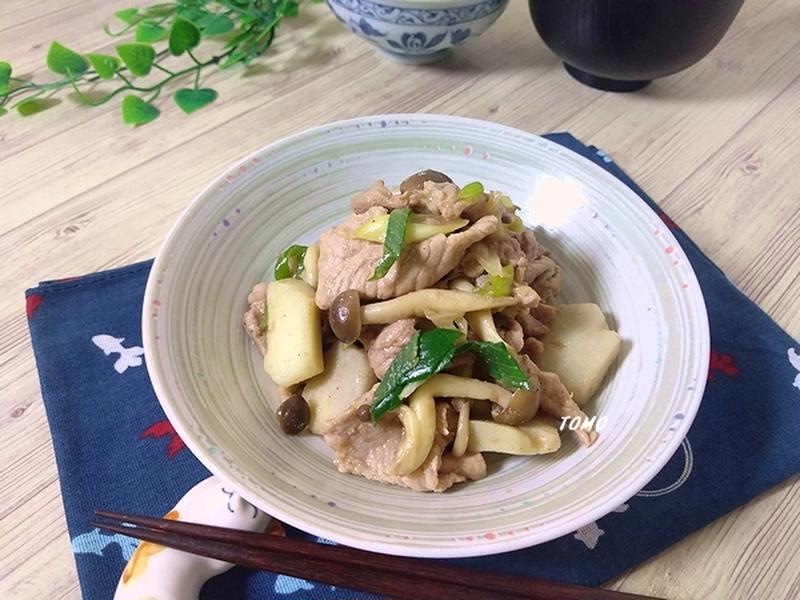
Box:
left=0, top=0, right=318, bottom=125
left=369, top=329, right=532, bottom=422
left=370, top=328, right=463, bottom=422
left=369, top=207, right=411, bottom=281
left=457, top=181, right=485, bottom=203
left=274, top=244, right=308, bottom=280
left=476, top=264, right=514, bottom=297
left=456, top=341, right=531, bottom=391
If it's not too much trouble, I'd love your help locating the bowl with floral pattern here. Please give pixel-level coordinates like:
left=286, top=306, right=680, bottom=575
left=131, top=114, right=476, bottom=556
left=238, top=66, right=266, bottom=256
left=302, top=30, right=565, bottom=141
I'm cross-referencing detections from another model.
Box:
left=326, top=0, right=509, bottom=64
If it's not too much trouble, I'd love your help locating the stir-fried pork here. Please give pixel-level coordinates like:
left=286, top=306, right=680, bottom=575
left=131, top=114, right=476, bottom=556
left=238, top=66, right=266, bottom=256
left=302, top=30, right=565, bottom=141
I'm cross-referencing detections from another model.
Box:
left=324, top=391, right=486, bottom=492
left=315, top=208, right=498, bottom=309
left=242, top=282, right=268, bottom=355
left=362, top=318, right=417, bottom=379
left=352, top=180, right=490, bottom=221
left=514, top=229, right=562, bottom=303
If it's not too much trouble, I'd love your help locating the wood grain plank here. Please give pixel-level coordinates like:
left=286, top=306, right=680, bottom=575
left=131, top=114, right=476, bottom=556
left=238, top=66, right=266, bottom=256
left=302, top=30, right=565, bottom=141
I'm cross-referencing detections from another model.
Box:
left=0, top=1, right=87, bottom=35
left=603, top=74, right=800, bottom=600
left=0, top=481, right=81, bottom=600
left=0, top=1, right=127, bottom=67
left=655, top=73, right=800, bottom=334
left=607, top=478, right=800, bottom=600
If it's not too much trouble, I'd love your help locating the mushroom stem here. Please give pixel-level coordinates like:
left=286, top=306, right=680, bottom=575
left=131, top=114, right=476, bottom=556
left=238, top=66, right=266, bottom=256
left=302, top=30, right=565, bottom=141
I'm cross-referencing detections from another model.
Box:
left=391, top=374, right=514, bottom=476
left=361, top=289, right=517, bottom=325
left=451, top=399, right=471, bottom=458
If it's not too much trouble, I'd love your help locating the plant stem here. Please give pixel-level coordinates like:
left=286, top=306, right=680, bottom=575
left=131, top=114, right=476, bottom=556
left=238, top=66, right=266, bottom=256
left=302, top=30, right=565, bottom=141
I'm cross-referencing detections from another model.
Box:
left=103, top=22, right=137, bottom=37
left=116, top=72, right=135, bottom=87
left=79, top=48, right=234, bottom=107
left=147, top=85, right=163, bottom=103
left=186, top=49, right=202, bottom=66
left=153, top=63, right=175, bottom=76
left=10, top=88, right=45, bottom=109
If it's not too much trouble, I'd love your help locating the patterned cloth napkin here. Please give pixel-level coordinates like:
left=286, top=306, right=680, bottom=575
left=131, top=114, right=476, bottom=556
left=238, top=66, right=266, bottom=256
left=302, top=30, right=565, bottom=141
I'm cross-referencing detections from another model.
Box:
left=26, top=133, right=800, bottom=600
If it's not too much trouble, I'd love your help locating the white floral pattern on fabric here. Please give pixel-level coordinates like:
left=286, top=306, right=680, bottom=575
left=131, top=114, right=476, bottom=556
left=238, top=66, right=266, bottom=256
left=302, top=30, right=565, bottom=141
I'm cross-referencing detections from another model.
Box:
left=92, top=334, right=144, bottom=373
left=315, top=536, right=337, bottom=545
left=72, top=529, right=139, bottom=561
left=574, top=522, right=604, bottom=549
left=573, top=503, right=629, bottom=550
left=274, top=575, right=315, bottom=594
left=788, top=348, right=800, bottom=390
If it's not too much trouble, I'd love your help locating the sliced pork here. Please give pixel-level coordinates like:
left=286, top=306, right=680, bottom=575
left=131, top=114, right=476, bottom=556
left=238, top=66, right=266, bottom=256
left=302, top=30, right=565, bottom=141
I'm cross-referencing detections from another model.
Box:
left=362, top=318, right=417, bottom=379
left=315, top=209, right=498, bottom=309
left=242, top=282, right=268, bottom=355
left=323, top=392, right=485, bottom=492
left=351, top=180, right=489, bottom=221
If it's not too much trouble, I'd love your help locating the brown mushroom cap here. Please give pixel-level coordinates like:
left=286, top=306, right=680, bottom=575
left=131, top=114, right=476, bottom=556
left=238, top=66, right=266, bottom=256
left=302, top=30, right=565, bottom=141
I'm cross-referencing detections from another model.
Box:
left=399, top=169, right=453, bottom=194
left=328, top=290, right=361, bottom=344
left=276, top=394, right=310, bottom=435
left=491, top=379, right=541, bottom=426
left=356, top=404, right=373, bottom=423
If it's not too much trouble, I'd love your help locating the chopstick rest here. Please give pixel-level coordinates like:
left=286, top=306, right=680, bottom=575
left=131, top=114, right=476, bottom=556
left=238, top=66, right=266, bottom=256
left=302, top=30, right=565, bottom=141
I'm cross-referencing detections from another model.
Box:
left=113, top=476, right=270, bottom=600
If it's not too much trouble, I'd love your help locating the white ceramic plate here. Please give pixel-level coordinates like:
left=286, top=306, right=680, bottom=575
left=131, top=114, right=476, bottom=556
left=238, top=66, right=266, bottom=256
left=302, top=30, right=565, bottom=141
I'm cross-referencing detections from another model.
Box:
left=143, top=114, right=709, bottom=558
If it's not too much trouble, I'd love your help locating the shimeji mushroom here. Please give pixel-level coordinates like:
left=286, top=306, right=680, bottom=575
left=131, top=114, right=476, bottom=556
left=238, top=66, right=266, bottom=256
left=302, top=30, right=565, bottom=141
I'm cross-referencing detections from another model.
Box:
left=360, top=289, right=518, bottom=326
left=450, top=399, right=470, bottom=458
left=399, top=169, right=453, bottom=193
left=451, top=278, right=542, bottom=426
left=391, top=374, right=515, bottom=476
left=458, top=287, right=606, bottom=445
left=328, top=290, right=362, bottom=344
left=467, top=417, right=561, bottom=455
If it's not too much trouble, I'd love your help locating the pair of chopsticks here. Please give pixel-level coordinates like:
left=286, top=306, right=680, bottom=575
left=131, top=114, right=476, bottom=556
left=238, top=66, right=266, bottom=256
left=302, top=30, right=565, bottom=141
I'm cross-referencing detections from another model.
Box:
left=94, top=510, right=665, bottom=600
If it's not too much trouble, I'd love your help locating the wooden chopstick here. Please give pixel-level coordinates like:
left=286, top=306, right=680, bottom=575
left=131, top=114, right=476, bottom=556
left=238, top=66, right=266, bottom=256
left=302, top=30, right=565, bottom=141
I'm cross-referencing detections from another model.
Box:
left=94, top=510, right=665, bottom=600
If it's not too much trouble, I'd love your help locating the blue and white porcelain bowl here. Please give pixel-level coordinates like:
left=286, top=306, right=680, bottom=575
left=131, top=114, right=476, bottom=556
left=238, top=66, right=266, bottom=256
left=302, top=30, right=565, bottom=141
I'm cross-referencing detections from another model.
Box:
left=327, top=0, right=509, bottom=64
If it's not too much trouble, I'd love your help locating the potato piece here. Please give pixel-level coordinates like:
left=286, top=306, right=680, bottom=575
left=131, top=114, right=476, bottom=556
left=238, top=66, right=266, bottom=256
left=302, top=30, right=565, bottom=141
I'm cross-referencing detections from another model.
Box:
left=467, top=417, right=561, bottom=455
left=303, top=342, right=377, bottom=434
left=264, top=279, right=324, bottom=386
left=536, top=303, right=621, bottom=406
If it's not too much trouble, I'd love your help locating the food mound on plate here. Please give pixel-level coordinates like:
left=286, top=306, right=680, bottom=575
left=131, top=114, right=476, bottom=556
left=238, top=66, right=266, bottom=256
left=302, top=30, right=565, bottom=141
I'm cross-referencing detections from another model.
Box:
left=244, top=169, right=621, bottom=492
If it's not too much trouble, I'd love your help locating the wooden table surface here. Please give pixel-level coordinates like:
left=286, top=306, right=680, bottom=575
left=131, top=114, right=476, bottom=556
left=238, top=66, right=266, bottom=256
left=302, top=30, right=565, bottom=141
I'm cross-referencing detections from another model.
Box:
left=1, top=1, right=799, bottom=598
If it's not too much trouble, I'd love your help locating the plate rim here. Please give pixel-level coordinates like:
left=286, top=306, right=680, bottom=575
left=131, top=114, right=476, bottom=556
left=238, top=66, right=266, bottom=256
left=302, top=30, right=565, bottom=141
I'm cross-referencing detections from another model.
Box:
left=143, top=113, right=710, bottom=557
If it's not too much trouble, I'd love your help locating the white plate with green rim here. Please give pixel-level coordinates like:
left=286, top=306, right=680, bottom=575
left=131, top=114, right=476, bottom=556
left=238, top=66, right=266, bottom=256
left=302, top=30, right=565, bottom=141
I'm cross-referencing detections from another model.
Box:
left=143, top=114, right=709, bottom=558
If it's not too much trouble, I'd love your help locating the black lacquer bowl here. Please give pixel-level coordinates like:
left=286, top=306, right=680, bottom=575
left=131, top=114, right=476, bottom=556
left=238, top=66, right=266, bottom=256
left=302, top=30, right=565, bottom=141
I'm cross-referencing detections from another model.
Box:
left=529, top=0, right=745, bottom=92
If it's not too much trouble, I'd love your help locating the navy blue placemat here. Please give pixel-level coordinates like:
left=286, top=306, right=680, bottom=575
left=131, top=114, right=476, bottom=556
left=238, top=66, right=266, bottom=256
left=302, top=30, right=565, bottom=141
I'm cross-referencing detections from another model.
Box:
left=26, top=133, right=800, bottom=599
